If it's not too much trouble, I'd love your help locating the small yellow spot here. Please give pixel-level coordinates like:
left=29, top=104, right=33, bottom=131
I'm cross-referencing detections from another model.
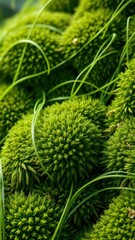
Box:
left=128, top=208, right=135, bottom=219
left=72, top=38, right=78, bottom=45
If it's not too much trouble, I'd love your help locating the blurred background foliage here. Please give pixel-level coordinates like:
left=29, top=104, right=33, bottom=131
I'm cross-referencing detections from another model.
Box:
left=0, top=0, right=24, bottom=18
left=0, top=0, right=37, bottom=23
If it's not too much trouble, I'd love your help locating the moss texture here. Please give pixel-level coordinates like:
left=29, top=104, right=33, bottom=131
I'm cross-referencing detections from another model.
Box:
left=127, top=16, right=135, bottom=61
left=0, top=83, right=35, bottom=145
left=103, top=117, right=135, bottom=186
left=40, top=0, right=79, bottom=13
left=0, top=26, right=63, bottom=85
left=38, top=179, right=105, bottom=229
left=107, top=58, right=135, bottom=131
left=5, top=191, right=72, bottom=240
left=76, top=190, right=135, bottom=239
left=60, top=8, right=125, bottom=93
left=74, top=0, right=135, bottom=19
left=1, top=114, right=42, bottom=192
left=35, top=110, right=103, bottom=190
left=45, top=64, right=83, bottom=101
left=7, top=10, right=72, bottom=32
left=43, top=96, right=107, bottom=130
left=2, top=97, right=105, bottom=193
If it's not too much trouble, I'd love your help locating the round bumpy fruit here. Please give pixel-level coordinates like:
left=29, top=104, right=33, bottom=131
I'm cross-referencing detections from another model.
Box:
left=76, top=190, right=135, bottom=239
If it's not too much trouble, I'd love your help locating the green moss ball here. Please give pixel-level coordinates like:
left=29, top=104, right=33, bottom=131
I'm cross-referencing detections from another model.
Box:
left=107, top=58, right=135, bottom=131
left=61, top=9, right=112, bottom=68
left=0, top=83, right=35, bottom=145
left=43, top=96, right=107, bottom=130
left=5, top=191, right=71, bottom=240
left=0, top=27, right=63, bottom=85
left=2, top=97, right=104, bottom=193
left=103, top=117, right=135, bottom=186
left=1, top=114, right=42, bottom=192
left=76, top=190, right=135, bottom=239
left=35, top=109, right=103, bottom=191
left=60, top=9, right=125, bottom=92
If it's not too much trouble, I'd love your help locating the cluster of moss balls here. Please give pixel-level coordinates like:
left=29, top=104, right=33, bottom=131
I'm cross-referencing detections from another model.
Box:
left=1, top=96, right=107, bottom=231
left=1, top=0, right=135, bottom=239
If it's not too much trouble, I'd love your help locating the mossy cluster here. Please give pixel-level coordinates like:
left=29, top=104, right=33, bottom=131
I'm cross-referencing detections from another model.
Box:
left=76, top=190, right=135, bottom=239
left=45, top=64, right=80, bottom=101
left=5, top=191, right=72, bottom=240
left=1, top=0, right=135, bottom=239
left=42, top=180, right=105, bottom=228
left=0, top=27, right=62, bottom=82
left=60, top=8, right=125, bottom=92
left=74, top=0, right=135, bottom=19
left=1, top=114, right=42, bottom=192
left=107, top=58, right=135, bottom=131
left=103, top=117, right=135, bottom=186
left=1, top=96, right=106, bottom=228
left=42, top=96, right=107, bottom=130
left=2, top=97, right=106, bottom=191
left=0, top=83, right=36, bottom=146
left=0, top=7, right=80, bottom=98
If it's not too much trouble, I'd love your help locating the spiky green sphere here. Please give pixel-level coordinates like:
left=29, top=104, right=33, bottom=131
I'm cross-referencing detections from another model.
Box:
left=60, top=9, right=125, bottom=92
left=5, top=191, right=71, bottom=240
left=61, top=9, right=111, bottom=68
left=1, top=114, right=42, bottom=192
left=107, top=58, right=135, bottom=131
left=0, top=83, right=35, bottom=145
left=2, top=97, right=104, bottom=192
left=43, top=96, right=107, bottom=131
left=0, top=26, right=63, bottom=85
left=35, top=109, right=103, bottom=190
left=103, top=117, right=135, bottom=186
left=41, top=0, right=79, bottom=13
left=76, top=190, right=135, bottom=239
